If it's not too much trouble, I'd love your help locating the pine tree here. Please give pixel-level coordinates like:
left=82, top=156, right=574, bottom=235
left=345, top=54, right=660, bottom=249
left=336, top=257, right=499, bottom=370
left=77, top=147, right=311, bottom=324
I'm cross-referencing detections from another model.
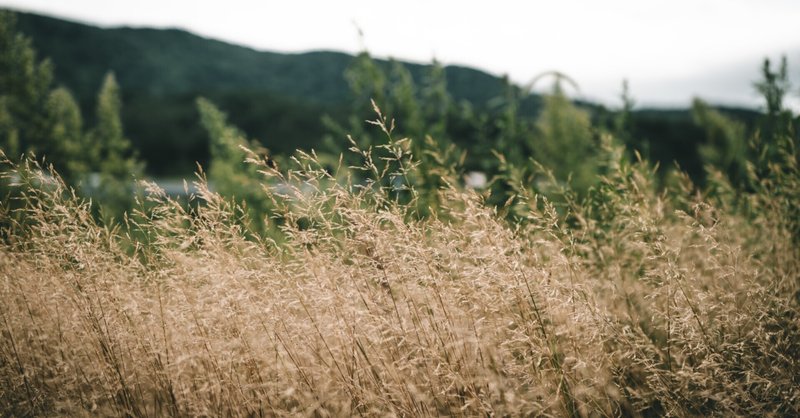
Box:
left=197, top=97, right=271, bottom=224
left=88, top=73, right=142, bottom=218
left=0, top=11, right=54, bottom=158
left=420, top=59, right=450, bottom=141
left=613, top=79, right=636, bottom=147
left=0, top=11, right=106, bottom=188
left=754, top=57, right=791, bottom=121
left=388, top=59, right=422, bottom=139
left=532, top=77, right=598, bottom=194
left=691, top=98, right=747, bottom=184
left=45, top=87, right=93, bottom=182
left=753, top=57, right=796, bottom=156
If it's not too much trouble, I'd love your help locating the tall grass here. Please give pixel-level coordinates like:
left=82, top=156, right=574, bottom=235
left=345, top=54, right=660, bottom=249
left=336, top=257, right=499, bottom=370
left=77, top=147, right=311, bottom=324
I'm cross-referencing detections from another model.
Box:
left=0, top=108, right=798, bottom=417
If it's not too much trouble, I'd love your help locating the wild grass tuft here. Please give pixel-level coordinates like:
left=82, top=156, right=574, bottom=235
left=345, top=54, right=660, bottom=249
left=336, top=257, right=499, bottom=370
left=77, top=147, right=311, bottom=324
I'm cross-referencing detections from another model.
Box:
left=0, top=108, right=798, bottom=417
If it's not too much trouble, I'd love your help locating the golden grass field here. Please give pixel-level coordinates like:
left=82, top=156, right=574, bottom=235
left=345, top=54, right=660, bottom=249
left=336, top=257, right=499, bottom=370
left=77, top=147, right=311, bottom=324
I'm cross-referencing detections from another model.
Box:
left=1, top=121, right=798, bottom=416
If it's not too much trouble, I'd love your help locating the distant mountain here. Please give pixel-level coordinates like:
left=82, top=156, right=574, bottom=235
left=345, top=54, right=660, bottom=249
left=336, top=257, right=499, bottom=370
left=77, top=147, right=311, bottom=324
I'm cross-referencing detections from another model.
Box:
left=11, top=10, right=522, bottom=174
left=13, top=11, right=510, bottom=108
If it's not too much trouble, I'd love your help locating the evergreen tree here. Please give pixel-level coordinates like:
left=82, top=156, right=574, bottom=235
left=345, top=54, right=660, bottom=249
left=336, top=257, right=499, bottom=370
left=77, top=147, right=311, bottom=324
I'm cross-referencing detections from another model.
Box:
left=754, top=57, right=791, bottom=122
left=532, top=77, right=598, bottom=194
left=691, top=98, right=747, bottom=184
left=420, top=59, right=450, bottom=141
left=88, top=73, right=142, bottom=218
left=338, top=51, right=388, bottom=150
left=45, top=87, right=93, bottom=182
left=0, top=16, right=148, bottom=219
left=755, top=58, right=795, bottom=138
left=494, top=76, right=525, bottom=164
left=613, top=79, right=636, bottom=147
left=197, top=97, right=271, bottom=224
left=0, top=11, right=54, bottom=158
left=388, top=59, right=423, bottom=139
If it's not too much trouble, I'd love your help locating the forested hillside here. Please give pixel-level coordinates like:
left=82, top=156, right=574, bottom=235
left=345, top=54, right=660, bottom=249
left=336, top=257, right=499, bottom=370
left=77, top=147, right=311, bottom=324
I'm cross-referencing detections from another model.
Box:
left=11, top=9, right=763, bottom=179
left=13, top=11, right=513, bottom=174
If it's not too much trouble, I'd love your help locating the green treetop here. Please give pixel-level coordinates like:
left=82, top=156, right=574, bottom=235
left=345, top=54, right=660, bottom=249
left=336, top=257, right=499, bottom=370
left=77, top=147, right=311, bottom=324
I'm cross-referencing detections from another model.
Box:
left=87, top=73, right=143, bottom=218
left=532, top=76, right=598, bottom=194
left=0, top=11, right=54, bottom=157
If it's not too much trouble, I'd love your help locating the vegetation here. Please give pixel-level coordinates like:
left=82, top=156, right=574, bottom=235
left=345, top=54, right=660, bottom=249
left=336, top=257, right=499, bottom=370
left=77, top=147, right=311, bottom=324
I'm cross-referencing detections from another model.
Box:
left=1, top=7, right=799, bottom=417
left=11, top=10, right=509, bottom=176
left=0, top=11, right=141, bottom=219
left=10, top=9, right=763, bottom=182
left=1, top=102, right=799, bottom=415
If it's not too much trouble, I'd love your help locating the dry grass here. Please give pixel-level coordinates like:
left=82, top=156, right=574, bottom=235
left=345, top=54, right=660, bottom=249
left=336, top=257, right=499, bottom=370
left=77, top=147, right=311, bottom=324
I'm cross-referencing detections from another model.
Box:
left=0, top=117, right=798, bottom=417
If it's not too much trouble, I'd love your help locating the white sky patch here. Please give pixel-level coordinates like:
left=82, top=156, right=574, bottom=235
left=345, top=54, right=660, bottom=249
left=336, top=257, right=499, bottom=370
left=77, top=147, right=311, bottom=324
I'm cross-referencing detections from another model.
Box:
left=2, top=0, right=799, bottom=109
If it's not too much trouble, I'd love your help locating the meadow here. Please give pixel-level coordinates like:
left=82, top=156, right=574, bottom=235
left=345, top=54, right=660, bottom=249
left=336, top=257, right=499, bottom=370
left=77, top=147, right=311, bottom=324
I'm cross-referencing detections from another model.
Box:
left=1, top=10, right=799, bottom=416
left=1, top=104, right=798, bottom=416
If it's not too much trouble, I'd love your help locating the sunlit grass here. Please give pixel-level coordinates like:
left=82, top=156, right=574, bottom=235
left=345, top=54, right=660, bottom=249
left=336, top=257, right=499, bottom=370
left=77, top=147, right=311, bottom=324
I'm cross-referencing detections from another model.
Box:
left=1, top=111, right=798, bottom=417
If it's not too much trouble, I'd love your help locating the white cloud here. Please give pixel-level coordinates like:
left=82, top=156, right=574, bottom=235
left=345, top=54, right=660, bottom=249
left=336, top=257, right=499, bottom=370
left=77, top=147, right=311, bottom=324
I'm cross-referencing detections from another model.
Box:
left=2, top=0, right=799, bottom=108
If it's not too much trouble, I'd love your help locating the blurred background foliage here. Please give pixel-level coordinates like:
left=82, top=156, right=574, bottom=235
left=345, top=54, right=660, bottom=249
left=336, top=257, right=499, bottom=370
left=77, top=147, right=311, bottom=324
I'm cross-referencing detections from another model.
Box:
left=1, top=9, right=798, bottom=221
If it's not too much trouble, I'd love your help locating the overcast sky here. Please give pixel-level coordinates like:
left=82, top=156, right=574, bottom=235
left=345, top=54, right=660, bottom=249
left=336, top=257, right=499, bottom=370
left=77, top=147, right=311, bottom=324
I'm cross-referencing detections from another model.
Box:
left=3, top=0, right=799, bottom=109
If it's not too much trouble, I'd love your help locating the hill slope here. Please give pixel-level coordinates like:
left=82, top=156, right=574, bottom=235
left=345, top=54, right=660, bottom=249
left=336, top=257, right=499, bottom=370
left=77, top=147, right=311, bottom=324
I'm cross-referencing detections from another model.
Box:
left=6, top=9, right=764, bottom=179
left=12, top=10, right=519, bottom=174
left=14, top=11, right=509, bottom=107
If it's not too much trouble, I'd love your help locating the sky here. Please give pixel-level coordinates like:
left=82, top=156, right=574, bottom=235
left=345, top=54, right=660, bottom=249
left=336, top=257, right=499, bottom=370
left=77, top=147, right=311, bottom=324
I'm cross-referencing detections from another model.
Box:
left=2, top=0, right=799, bottom=109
